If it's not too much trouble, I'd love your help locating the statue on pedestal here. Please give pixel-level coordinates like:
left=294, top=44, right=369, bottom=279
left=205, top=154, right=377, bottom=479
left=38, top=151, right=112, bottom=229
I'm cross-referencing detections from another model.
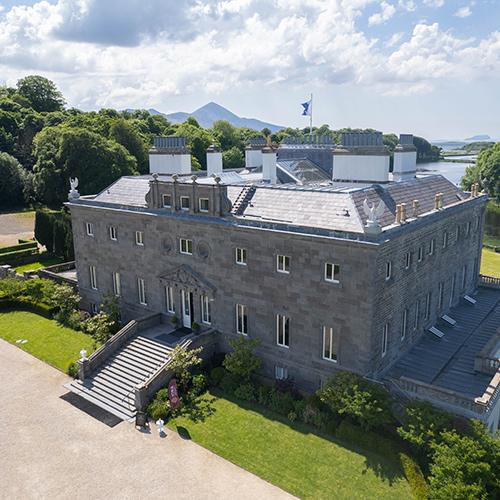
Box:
left=68, top=177, right=80, bottom=200
left=363, top=198, right=385, bottom=234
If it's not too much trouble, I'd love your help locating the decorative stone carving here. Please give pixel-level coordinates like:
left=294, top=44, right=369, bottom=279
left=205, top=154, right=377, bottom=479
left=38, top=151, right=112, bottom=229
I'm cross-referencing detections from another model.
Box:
left=362, top=198, right=385, bottom=234
left=197, top=241, right=210, bottom=259
left=162, top=236, right=173, bottom=253
left=159, top=264, right=216, bottom=294
left=68, top=177, right=80, bottom=200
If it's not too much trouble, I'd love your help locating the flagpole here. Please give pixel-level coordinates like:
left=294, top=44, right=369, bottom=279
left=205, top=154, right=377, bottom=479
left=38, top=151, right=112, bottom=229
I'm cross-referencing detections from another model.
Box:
left=310, top=92, right=313, bottom=136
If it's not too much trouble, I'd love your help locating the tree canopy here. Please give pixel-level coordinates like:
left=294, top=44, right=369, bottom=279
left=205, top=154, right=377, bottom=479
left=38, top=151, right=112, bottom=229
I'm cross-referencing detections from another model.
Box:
left=461, top=142, right=500, bottom=201
left=16, top=75, right=65, bottom=113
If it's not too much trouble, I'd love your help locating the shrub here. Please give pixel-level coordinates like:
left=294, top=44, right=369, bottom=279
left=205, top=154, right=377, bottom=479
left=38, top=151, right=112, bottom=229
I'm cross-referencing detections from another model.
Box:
left=223, top=336, right=261, bottom=382
left=257, top=384, right=273, bottom=406
left=318, top=371, right=393, bottom=430
left=168, top=345, right=203, bottom=392
left=49, top=284, right=80, bottom=325
left=268, top=388, right=295, bottom=416
left=67, top=361, right=80, bottom=378
left=34, top=208, right=74, bottom=259
left=234, top=383, right=257, bottom=402
left=287, top=411, right=297, bottom=422
left=82, top=312, right=115, bottom=345
left=189, top=374, right=207, bottom=399
left=209, top=366, right=226, bottom=387
left=399, top=453, right=428, bottom=500
left=219, top=371, right=240, bottom=394
left=147, top=388, right=173, bottom=421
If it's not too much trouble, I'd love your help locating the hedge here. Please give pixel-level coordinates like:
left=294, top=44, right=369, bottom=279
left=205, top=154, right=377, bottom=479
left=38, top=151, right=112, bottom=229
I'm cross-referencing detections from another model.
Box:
left=0, top=241, right=37, bottom=255
left=0, top=248, right=39, bottom=265
left=399, top=453, right=428, bottom=500
left=0, top=298, right=55, bottom=318
left=34, top=208, right=74, bottom=260
left=485, top=202, right=500, bottom=237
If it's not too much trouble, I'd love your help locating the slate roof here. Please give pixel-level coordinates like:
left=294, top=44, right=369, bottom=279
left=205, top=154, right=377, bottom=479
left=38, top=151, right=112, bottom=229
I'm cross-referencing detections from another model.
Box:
left=85, top=174, right=470, bottom=236
left=387, top=288, right=500, bottom=398
left=276, top=159, right=330, bottom=184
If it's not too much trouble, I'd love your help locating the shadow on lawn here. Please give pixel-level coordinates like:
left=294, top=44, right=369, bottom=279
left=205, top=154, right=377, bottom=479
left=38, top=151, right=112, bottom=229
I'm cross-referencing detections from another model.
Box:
left=215, top=389, right=407, bottom=486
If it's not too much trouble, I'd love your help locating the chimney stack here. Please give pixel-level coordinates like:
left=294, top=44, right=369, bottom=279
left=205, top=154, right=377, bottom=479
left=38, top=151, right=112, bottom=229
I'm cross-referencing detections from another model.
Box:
left=245, top=137, right=266, bottom=169
left=393, top=134, right=417, bottom=182
left=395, top=204, right=402, bottom=224
left=206, top=144, right=223, bottom=177
left=149, top=136, right=191, bottom=174
left=400, top=203, right=407, bottom=223
left=262, top=146, right=277, bottom=184
left=412, top=199, right=419, bottom=218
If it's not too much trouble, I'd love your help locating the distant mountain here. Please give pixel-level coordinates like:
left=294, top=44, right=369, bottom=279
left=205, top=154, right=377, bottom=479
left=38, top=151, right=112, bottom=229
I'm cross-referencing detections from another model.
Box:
left=464, top=134, right=491, bottom=142
left=127, top=102, right=284, bottom=132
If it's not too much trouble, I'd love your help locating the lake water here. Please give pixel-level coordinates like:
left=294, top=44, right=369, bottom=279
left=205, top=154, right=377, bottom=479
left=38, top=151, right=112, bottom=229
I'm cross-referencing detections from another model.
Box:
left=417, top=160, right=472, bottom=187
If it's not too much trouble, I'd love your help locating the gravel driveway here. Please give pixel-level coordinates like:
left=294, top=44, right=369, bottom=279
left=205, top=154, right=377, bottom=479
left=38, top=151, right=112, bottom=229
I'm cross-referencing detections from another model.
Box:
left=0, top=340, right=293, bottom=500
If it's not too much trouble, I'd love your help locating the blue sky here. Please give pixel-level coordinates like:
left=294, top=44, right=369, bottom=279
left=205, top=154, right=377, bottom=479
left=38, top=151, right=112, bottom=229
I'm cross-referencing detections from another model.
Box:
left=0, top=0, right=499, bottom=140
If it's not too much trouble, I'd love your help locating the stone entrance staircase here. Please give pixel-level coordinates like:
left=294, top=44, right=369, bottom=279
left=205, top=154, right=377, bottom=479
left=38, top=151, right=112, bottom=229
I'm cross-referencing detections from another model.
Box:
left=67, top=335, right=173, bottom=421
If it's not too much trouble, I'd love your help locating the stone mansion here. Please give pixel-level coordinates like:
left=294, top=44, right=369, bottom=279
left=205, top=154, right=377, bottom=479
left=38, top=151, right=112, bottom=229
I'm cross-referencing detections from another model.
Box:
left=66, top=133, right=500, bottom=431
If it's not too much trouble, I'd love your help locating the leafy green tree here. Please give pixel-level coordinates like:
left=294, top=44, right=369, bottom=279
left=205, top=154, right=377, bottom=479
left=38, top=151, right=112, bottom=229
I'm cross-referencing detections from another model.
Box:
left=318, top=371, right=393, bottom=430
left=109, top=118, right=149, bottom=174
left=212, top=120, right=242, bottom=151
left=0, top=152, right=30, bottom=208
left=222, top=146, right=244, bottom=170
left=16, top=75, right=65, bottom=112
left=223, top=337, right=261, bottom=382
left=82, top=312, right=115, bottom=346
left=428, top=427, right=495, bottom=499
left=168, top=345, right=203, bottom=392
left=33, top=126, right=137, bottom=207
left=49, top=284, right=80, bottom=325
left=174, top=122, right=214, bottom=169
left=462, top=142, right=500, bottom=201
left=397, top=400, right=452, bottom=462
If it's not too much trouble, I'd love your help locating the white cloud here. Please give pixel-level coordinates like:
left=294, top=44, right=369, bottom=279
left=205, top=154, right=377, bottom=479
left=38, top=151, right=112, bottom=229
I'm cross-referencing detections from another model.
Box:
left=454, top=5, right=472, bottom=17
left=368, top=1, right=396, bottom=25
left=0, top=0, right=498, bottom=106
left=398, top=0, right=416, bottom=12
left=423, top=0, right=444, bottom=7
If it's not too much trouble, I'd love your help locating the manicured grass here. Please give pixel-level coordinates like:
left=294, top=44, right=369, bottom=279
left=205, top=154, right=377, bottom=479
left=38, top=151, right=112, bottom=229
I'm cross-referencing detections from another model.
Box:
left=483, top=234, right=500, bottom=248
left=170, top=392, right=411, bottom=499
left=481, top=248, right=500, bottom=277
left=0, top=311, right=93, bottom=372
left=15, top=254, right=65, bottom=273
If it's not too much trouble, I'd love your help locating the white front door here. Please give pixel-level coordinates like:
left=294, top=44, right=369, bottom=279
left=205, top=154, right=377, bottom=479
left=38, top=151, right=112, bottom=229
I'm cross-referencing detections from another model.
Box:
left=181, top=290, right=192, bottom=328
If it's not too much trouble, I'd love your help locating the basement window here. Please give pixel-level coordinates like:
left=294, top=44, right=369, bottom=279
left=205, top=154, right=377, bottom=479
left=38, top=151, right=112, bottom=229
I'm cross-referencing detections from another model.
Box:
left=162, top=194, right=172, bottom=208
left=199, top=198, right=209, bottom=212
left=180, top=196, right=190, bottom=211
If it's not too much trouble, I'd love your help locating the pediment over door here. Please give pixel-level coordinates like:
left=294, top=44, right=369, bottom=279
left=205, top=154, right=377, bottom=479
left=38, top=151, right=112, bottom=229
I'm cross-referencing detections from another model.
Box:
left=158, top=264, right=216, bottom=296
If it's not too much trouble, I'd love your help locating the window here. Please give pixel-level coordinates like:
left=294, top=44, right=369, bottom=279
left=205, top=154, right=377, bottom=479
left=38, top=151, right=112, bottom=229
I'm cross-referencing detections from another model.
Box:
left=462, top=265, right=467, bottom=290
left=322, top=326, right=337, bottom=362
left=414, top=300, right=420, bottom=330
left=199, top=198, right=209, bottom=212
left=90, top=303, right=99, bottom=314
left=236, top=304, right=248, bottom=335
left=277, top=255, right=290, bottom=273
left=86, top=222, right=94, bottom=236
left=112, top=272, right=121, bottom=297
left=475, top=215, right=480, bottom=231
left=382, top=323, right=389, bottom=357
left=135, top=231, right=144, bottom=246
left=162, top=194, right=172, bottom=208
left=450, top=274, right=456, bottom=307
left=385, top=261, right=392, bottom=281
left=137, top=278, right=147, bottom=305
left=404, top=252, right=412, bottom=270
left=165, top=286, right=174, bottom=313
left=442, top=231, right=448, bottom=249
left=401, top=309, right=408, bottom=340
left=424, top=292, right=431, bottom=320
left=438, top=282, right=444, bottom=311
left=276, top=314, right=290, bottom=347
left=325, top=262, right=340, bottom=283
left=89, top=265, right=97, bottom=290
left=201, top=295, right=211, bottom=325
left=180, top=238, right=193, bottom=255
left=275, top=366, right=288, bottom=380
left=109, top=226, right=117, bottom=241
left=429, top=238, right=435, bottom=256
left=466, top=221, right=471, bottom=236
left=235, top=247, right=247, bottom=265
left=180, top=196, right=190, bottom=211
left=417, top=246, right=423, bottom=263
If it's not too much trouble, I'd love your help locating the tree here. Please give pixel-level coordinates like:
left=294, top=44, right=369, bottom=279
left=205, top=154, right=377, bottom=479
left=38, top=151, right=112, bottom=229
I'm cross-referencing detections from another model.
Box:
left=223, top=337, right=261, bottom=382
left=16, top=75, right=65, bottom=112
left=0, top=152, right=30, bottom=208
left=428, top=428, right=495, bottom=499
left=222, top=146, right=244, bottom=170
left=33, top=126, right=138, bottom=207
left=318, top=371, right=393, bottom=430
left=168, top=345, right=203, bottom=392
left=174, top=122, right=214, bottom=169
left=82, top=312, right=115, bottom=346
left=461, top=142, right=500, bottom=201
left=49, top=284, right=79, bottom=325
left=212, top=120, right=242, bottom=151
left=109, top=119, right=149, bottom=174
left=397, top=400, right=452, bottom=462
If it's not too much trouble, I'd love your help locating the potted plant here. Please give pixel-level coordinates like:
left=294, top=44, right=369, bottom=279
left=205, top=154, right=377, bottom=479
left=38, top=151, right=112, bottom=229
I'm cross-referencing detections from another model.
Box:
left=171, top=314, right=178, bottom=326
left=191, top=321, right=200, bottom=333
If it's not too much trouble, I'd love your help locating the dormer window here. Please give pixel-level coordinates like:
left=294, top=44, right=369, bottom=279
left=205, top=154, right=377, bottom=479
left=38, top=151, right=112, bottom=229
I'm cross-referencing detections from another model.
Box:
left=199, top=198, right=209, bottom=212
left=162, top=194, right=172, bottom=208
left=180, top=196, right=190, bottom=211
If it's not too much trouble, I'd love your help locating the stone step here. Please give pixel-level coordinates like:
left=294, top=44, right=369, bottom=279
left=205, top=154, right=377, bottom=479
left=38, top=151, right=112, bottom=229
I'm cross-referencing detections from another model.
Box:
left=118, top=349, right=163, bottom=370
left=133, top=336, right=173, bottom=353
left=126, top=343, right=170, bottom=363
left=89, top=375, right=134, bottom=398
left=100, top=364, right=144, bottom=385
left=66, top=382, right=135, bottom=420
left=92, top=371, right=137, bottom=393
left=80, top=380, right=135, bottom=409
left=109, top=357, right=154, bottom=378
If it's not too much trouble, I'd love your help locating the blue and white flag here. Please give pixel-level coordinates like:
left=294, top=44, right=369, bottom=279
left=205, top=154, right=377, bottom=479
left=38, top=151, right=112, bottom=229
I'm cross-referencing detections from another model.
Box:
left=301, top=98, right=312, bottom=116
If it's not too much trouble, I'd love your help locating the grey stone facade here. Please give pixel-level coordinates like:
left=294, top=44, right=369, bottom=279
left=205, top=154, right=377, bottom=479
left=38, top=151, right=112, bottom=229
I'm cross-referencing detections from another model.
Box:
left=67, top=173, right=488, bottom=394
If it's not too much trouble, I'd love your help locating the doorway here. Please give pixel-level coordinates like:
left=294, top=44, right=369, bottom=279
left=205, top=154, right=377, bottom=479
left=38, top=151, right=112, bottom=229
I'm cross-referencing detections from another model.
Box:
left=181, top=289, right=193, bottom=328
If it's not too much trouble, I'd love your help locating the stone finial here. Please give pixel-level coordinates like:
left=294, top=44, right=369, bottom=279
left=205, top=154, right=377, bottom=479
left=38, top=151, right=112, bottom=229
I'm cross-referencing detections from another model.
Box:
left=438, top=192, right=444, bottom=209
left=152, top=173, right=158, bottom=181
left=395, top=204, right=402, bottom=224
left=400, top=203, right=407, bottom=223
left=172, top=174, right=179, bottom=183
left=412, top=199, right=419, bottom=218
left=214, top=175, right=221, bottom=185
left=191, top=175, right=198, bottom=183
left=68, top=177, right=80, bottom=201
left=434, top=193, right=440, bottom=210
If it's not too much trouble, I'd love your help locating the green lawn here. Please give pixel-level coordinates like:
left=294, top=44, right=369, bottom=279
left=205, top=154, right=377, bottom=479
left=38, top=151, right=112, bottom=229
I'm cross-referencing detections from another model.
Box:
left=0, top=311, right=93, bottom=372
left=15, top=254, right=65, bottom=273
left=170, top=392, right=411, bottom=499
left=481, top=248, right=500, bottom=277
